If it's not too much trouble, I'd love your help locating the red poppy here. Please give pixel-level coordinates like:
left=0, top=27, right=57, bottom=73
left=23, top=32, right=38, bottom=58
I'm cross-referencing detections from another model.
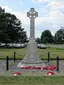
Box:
left=13, top=72, right=21, bottom=75
left=47, top=71, right=55, bottom=75
left=47, top=66, right=56, bottom=70
left=41, top=65, right=56, bottom=70
left=41, top=66, right=48, bottom=70
left=36, top=66, right=41, bottom=70
left=30, top=66, right=36, bottom=69
left=20, top=66, right=31, bottom=69
left=32, top=66, right=41, bottom=69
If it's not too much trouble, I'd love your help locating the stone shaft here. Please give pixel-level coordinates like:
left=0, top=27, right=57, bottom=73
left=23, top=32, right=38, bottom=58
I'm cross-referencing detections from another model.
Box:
left=30, top=17, right=35, bottom=39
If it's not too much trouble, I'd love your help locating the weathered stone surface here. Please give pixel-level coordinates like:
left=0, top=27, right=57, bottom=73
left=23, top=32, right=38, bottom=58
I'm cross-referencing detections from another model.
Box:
left=21, top=40, right=42, bottom=64
left=18, top=8, right=42, bottom=66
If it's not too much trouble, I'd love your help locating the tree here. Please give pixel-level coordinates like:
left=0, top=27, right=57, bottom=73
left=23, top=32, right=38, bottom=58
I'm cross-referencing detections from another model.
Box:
left=41, top=30, right=54, bottom=44
left=36, top=38, right=41, bottom=43
left=0, top=7, right=27, bottom=43
left=0, top=7, right=10, bottom=43
left=0, top=7, right=5, bottom=13
left=54, top=28, right=64, bottom=44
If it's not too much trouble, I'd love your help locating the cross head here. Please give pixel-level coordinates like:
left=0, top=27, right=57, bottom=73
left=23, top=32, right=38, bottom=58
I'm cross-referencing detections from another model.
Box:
left=27, top=8, right=38, bottom=18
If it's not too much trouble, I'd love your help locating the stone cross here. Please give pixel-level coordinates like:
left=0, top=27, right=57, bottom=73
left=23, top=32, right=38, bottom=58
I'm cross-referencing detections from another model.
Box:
left=18, top=8, right=42, bottom=65
left=27, top=8, right=38, bottom=39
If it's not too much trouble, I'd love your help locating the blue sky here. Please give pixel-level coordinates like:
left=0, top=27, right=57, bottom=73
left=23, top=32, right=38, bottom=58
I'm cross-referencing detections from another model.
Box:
left=0, top=0, right=64, bottom=38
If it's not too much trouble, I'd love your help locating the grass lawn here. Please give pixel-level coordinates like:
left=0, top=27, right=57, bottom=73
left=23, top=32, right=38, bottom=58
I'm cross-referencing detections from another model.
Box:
left=0, top=48, right=64, bottom=85
left=0, top=76, right=64, bottom=85
left=0, top=47, right=64, bottom=59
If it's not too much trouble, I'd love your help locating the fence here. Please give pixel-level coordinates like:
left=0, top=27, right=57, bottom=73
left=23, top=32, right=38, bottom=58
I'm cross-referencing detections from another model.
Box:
left=5, top=51, right=60, bottom=71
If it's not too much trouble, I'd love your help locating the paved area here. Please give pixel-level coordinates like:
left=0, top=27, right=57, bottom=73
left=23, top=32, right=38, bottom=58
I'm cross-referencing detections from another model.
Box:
left=59, top=61, right=64, bottom=72
left=0, top=60, right=64, bottom=76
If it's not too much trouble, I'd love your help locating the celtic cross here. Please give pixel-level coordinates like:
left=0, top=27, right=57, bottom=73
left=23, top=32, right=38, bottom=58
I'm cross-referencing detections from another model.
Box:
left=27, top=8, right=38, bottom=39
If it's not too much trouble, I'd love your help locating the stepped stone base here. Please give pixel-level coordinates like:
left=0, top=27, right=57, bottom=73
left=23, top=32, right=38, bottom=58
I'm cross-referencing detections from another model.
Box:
left=18, top=39, right=43, bottom=67
left=17, top=62, right=45, bottom=67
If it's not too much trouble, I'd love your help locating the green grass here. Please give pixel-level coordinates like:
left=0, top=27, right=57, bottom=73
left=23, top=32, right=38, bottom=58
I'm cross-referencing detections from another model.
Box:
left=0, top=48, right=64, bottom=85
left=0, top=48, right=26, bottom=59
left=38, top=48, right=64, bottom=59
left=0, top=76, right=64, bottom=85
left=0, top=47, right=64, bottom=59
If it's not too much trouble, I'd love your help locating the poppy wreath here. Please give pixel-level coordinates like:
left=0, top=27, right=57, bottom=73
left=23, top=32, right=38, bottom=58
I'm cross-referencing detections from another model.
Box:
left=20, top=65, right=56, bottom=70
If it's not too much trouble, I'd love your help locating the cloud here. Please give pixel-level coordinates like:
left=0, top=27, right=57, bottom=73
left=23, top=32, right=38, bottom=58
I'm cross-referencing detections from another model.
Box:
left=36, top=10, right=64, bottom=26
left=32, top=0, right=50, bottom=4
left=47, top=1, right=64, bottom=9
left=39, top=7, right=46, bottom=13
left=32, top=0, right=64, bottom=4
left=49, top=10, right=64, bottom=25
left=13, top=11, right=29, bottom=25
left=12, top=11, right=30, bottom=37
left=54, top=0, right=64, bottom=3
left=0, top=5, right=12, bottom=12
left=32, top=0, right=64, bottom=10
left=35, top=9, right=64, bottom=36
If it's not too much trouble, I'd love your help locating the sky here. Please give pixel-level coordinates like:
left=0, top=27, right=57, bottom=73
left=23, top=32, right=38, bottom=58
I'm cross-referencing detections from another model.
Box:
left=0, top=0, right=64, bottom=38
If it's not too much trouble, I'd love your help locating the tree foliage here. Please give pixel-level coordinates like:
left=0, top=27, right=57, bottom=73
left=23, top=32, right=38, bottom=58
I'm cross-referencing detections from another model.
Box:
left=0, top=7, right=27, bottom=43
left=36, top=38, right=41, bottom=43
left=54, top=29, right=64, bottom=44
left=41, top=30, right=54, bottom=44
